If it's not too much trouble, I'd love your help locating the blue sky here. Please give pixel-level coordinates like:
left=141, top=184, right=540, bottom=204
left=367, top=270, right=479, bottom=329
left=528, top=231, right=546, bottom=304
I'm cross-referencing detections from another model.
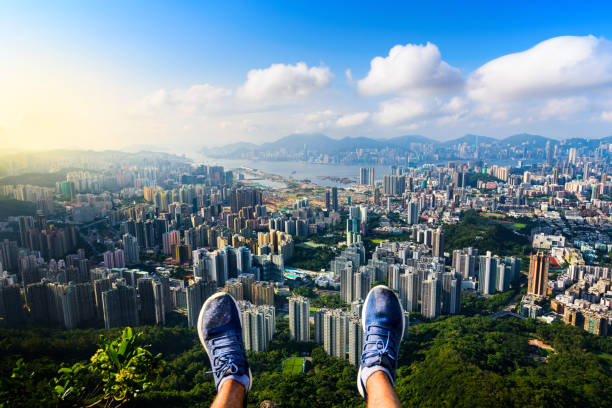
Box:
left=1, top=1, right=612, bottom=150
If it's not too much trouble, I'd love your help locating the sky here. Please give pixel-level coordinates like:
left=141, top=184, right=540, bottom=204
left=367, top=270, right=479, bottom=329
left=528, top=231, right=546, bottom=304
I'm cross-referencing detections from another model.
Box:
left=1, top=0, right=612, bottom=152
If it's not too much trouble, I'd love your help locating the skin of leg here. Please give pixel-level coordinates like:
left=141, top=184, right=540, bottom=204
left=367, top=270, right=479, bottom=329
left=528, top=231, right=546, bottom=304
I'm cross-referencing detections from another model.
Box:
left=366, top=370, right=402, bottom=408
left=210, top=379, right=246, bottom=408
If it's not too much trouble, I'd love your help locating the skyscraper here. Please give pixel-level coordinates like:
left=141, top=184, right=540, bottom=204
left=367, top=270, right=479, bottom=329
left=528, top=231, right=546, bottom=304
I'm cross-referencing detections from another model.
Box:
left=359, top=167, right=375, bottom=186
left=331, top=187, right=338, bottom=211
left=289, top=295, right=310, bottom=342
left=528, top=252, right=549, bottom=297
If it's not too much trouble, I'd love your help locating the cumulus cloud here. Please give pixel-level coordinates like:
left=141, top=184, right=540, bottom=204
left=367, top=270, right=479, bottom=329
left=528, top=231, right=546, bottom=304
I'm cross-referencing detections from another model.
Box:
left=357, top=42, right=463, bottom=96
left=237, top=62, right=332, bottom=102
left=468, top=35, right=612, bottom=103
left=374, top=97, right=431, bottom=125
left=336, top=112, right=370, bottom=127
left=538, top=97, right=588, bottom=119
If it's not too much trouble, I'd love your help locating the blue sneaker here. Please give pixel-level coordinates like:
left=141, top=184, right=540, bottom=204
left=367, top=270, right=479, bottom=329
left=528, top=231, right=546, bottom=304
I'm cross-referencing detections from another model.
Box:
left=357, top=285, right=404, bottom=399
left=197, top=292, right=252, bottom=393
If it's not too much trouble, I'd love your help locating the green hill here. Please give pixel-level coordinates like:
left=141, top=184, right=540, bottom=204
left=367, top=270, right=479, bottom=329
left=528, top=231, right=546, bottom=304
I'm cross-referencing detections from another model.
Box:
left=1, top=315, right=610, bottom=407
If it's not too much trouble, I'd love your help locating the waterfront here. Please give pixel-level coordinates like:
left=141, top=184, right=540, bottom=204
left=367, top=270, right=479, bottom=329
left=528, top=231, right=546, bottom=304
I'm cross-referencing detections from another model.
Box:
left=193, top=155, right=395, bottom=188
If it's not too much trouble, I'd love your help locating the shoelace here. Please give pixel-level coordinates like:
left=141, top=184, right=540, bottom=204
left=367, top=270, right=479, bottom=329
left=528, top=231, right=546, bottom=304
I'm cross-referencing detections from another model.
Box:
left=361, top=326, right=397, bottom=364
left=206, top=334, right=245, bottom=378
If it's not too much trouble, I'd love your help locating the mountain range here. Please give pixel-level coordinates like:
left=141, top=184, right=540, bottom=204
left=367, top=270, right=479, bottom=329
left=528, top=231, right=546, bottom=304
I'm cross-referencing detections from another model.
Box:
left=203, top=133, right=612, bottom=157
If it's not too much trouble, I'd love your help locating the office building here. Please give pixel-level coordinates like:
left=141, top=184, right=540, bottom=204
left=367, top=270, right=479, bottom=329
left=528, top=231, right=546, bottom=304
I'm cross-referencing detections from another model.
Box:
left=331, top=187, right=338, bottom=211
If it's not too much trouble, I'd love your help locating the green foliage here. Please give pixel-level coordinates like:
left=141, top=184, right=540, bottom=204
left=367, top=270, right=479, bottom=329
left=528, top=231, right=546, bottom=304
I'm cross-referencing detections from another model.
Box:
left=287, top=245, right=335, bottom=271
left=0, top=197, right=37, bottom=219
left=311, top=294, right=346, bottom=309
left=2, top=316, right=612, bottom=407
left=461, top=283, right=524, bottom=315
left=464, top=172, right=502, bottom=188
left=444, top=210, right=530, bottom=257
left=53, top=327, right=164, bottom=407
left=0, top=171, right=68, bottom=188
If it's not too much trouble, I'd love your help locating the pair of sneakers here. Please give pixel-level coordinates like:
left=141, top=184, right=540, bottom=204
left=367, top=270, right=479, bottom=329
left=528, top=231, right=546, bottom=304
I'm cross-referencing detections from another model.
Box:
left=197, top=285, right=404, bottom=399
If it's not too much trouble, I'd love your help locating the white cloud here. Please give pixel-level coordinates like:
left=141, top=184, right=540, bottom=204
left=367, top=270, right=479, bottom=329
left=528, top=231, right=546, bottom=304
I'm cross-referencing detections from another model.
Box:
left=602, top=111, right=612, bottom=122
left=539, top=97, right=588, bottom=119
left=143, top=83, right=232, bottom=113
left=468, top=35, right=612, bottom=103
left=357, top=42, right=463, bottom=96
left=336, top=112, right=370, bottom=127
left=345, top=69, right=353, bottom=82
left=374, top=97, right=431, bottom=125
left=238, top=62, right=332, bottom=102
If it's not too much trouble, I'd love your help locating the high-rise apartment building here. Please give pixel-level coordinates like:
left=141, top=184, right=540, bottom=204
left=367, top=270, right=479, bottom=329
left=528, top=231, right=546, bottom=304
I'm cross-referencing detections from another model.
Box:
left=289, top=295, right=310, bottom=342
left=102, top=285, right=139, bottom=329
left=251, top=281, right=274, bottom=305
left=224, top=279, right=244, bottom=301
left=421, top=277, right=442, bottom=319
left=407, top=200, right=419, bottom=225
left=122, top=233, right=140, bottom=265
left=400, top=270, right=419, bottom=312
left=528, top=252, right=549, bottom=297
left=360, top=167, right=375, bottom=186
left=185, top=280, right=217, bottom=327
left=432, top=227, right=444, bottom=258
left=239, top=301, right=275, bottom=352
left=347, top=316, right=363, bottom=366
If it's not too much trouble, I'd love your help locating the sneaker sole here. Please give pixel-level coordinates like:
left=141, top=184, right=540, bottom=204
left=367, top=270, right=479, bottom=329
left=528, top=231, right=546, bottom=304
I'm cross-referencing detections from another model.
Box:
left=196, top=291, right=253, bottom=392
left=357, top=284, right=405, bottom=398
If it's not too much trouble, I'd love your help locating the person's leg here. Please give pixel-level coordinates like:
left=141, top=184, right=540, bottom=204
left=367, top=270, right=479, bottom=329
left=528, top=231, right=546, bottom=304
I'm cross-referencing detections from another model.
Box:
left=365, top=371, right=402, bottom=408
left=357, top=285, right=404, bottom=407
left=210, top=379, right=246, bottom=408
left=197, top=292, right=252, bottom=408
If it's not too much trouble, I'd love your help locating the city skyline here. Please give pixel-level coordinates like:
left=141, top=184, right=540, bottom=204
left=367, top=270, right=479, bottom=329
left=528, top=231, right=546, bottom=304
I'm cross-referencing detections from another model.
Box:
left=2, top=1, right=612, bottom=152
